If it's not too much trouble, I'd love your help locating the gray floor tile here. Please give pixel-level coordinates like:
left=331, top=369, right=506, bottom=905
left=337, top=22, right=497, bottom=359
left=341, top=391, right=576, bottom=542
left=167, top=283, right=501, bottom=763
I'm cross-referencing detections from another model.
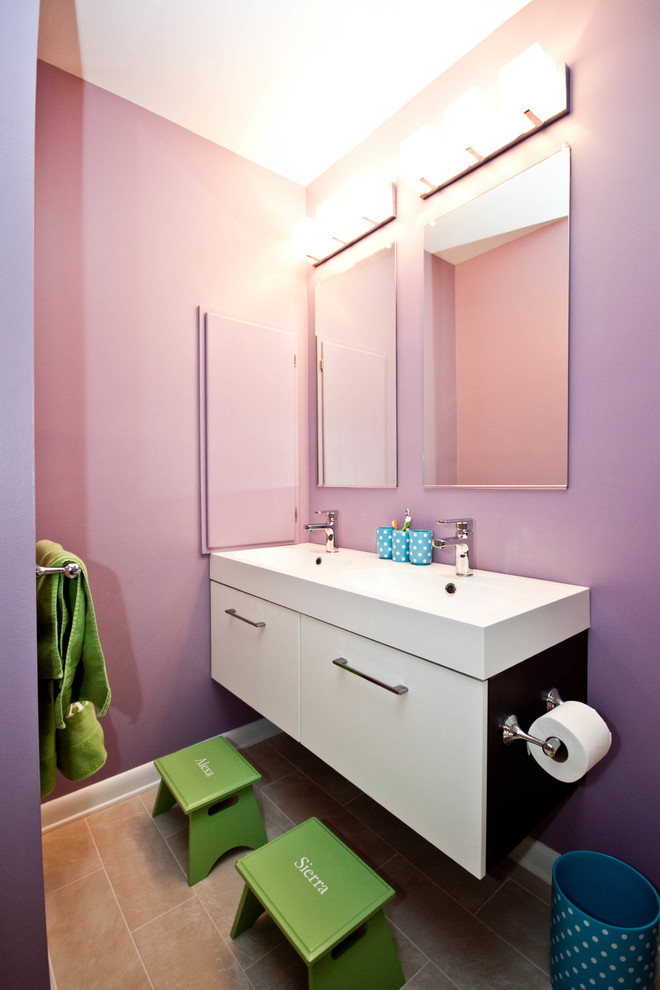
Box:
left=238, top=738, right=301, bottom=790
left=263, top=767, right=397, bottom=870
left=267, top=732, right=364, bottom=805
left=476, top=878, right=551, bottom=974
left=383, top=854, right=552, bottom=990
left=348, top=791, right=502, bottom=914
left=404, top=960, right=462, bottom=989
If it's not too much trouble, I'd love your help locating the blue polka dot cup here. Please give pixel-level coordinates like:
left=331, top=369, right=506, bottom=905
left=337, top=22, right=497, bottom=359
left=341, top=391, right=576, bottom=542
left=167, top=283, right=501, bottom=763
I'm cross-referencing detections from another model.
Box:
left=376, top=527, right=394, bottom=559
left=392, top=530, right=410, bottom=562
left=409, top=529, right=433, bottom=565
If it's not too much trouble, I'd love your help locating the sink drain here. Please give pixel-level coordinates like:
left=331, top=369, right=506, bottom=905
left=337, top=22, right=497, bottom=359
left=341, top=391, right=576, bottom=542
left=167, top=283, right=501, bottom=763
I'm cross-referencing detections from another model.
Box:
left=445, top=582, right=457, bottom=595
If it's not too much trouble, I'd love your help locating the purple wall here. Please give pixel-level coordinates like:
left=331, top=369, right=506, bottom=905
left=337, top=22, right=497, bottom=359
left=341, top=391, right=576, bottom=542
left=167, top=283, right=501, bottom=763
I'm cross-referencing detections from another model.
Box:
left=34, top=62, right=307, bottom=796
left=25, top=0, right=660, bottom=926
left=307, top=0, right=660, bottom=886
left=0, top=2, right=50, bottom=987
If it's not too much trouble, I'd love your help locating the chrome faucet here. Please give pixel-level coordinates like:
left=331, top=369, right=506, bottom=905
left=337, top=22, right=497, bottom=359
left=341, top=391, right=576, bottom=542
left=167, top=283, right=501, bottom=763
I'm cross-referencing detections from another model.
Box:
left=304, top=509, right=338, bottom=553
left=432, top=518, right=474, bottom=576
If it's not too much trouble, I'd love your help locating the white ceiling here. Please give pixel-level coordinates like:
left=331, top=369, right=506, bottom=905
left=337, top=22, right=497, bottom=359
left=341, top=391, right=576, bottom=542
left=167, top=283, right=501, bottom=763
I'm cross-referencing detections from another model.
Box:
left=37, top=0, right=532, bottom=187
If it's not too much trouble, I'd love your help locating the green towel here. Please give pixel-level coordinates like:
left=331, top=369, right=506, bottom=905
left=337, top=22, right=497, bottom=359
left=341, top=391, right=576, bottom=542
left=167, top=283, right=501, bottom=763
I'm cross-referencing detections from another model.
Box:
left=56, top=701, right=107, bottom=782
left=36, top=540, right=111, bottom=796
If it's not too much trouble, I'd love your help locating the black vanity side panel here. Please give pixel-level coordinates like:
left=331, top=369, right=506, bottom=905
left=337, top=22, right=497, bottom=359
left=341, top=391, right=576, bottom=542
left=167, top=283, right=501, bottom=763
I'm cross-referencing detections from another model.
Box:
left=485, top=631, right=589, bottom=873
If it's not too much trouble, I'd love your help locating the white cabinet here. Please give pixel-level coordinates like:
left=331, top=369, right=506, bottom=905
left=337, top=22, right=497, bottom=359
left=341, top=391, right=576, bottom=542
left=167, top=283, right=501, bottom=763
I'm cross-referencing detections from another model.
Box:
left=211, top=578, right=488, bottom=875
left=211, top=583, right=299, bottom=739
left=210, top=557, right=588, bottom=878
left=299, top=616, right=487, bottom=877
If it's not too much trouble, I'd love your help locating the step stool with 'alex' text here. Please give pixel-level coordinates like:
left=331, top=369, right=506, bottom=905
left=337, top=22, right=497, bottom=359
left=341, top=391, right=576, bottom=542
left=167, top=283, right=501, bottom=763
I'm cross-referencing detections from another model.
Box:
left=230, top=817, right=404, bottom=990
left=152, top=735, right=267, bottom=886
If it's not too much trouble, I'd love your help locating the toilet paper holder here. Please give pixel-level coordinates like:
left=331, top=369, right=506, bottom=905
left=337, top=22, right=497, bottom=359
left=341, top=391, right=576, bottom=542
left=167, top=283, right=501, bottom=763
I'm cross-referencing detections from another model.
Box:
left=502, top=688, right=568, bottom=761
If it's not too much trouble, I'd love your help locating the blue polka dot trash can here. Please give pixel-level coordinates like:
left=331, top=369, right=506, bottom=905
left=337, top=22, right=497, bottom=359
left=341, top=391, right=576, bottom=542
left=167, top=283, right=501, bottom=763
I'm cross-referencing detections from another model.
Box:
left=551, top=850, right=660, bottom=990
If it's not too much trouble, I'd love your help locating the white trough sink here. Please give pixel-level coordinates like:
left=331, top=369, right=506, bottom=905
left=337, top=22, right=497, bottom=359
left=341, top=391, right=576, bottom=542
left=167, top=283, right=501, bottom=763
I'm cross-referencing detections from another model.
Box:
left=210, top=542, right=589, bottom=679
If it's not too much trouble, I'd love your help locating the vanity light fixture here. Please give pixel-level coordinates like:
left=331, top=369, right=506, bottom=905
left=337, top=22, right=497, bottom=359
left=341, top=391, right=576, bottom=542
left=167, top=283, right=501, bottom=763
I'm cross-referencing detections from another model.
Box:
left=400, top=44, right=569, bottom=199
left=292, top=175, right=396, bottom=266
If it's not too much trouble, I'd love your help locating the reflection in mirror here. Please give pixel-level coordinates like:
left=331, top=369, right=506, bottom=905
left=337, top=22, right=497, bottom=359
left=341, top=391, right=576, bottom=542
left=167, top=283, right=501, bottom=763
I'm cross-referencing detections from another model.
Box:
left=423, top=148, right=570, bottom=488
left=315, top=245, right=397, bottom=487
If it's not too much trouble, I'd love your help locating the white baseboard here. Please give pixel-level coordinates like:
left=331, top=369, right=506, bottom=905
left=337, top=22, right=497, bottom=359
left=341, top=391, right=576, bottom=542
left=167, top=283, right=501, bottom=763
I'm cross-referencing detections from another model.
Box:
left=41, top=718, right=281, bottom=833
left=509, top=835, right=559, bottom=885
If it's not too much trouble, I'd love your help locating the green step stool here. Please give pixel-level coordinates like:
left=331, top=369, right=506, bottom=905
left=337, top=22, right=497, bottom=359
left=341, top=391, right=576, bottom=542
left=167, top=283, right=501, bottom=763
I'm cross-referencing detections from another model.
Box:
left=230, top=817, right=404, bottom=990
left=152, top=735, right=267, bottom=886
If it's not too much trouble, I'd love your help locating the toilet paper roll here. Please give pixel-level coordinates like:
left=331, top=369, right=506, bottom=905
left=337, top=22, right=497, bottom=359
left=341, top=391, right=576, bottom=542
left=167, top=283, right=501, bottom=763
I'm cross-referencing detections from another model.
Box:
left=527, top=700, right=612, bottom=783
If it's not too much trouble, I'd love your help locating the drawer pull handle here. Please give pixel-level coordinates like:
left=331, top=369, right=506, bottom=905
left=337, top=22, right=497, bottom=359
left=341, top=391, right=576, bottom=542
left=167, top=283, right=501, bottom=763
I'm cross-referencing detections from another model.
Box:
left=225, top=608, right=266, bottom=628
left=332, top=658, right=408, bottom=695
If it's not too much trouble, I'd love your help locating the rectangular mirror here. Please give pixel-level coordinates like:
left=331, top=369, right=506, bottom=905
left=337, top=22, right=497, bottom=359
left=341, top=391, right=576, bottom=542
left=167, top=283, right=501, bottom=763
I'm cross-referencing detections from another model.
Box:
left=315, top=245, right=397, bottom=487
left=423, top=148, right=570, bottom=488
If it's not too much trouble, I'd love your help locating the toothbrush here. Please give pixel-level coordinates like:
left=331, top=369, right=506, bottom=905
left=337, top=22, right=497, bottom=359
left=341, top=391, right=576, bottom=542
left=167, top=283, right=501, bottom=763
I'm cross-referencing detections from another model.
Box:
left=392, top=519, right=398, bottom=530
left=402, top=509, right=411, bottom=531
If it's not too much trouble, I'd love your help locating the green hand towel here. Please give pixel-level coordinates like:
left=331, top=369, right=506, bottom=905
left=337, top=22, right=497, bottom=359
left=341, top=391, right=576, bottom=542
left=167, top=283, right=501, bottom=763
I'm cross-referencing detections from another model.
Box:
left=56, top=701, right=107, bottom=782
left=36, top=540, right=111, bottom=728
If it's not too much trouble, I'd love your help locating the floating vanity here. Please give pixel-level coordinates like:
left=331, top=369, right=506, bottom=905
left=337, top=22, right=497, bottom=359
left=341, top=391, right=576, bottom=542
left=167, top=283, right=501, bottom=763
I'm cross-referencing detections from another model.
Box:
left=210, top=543, right=589, bottom=878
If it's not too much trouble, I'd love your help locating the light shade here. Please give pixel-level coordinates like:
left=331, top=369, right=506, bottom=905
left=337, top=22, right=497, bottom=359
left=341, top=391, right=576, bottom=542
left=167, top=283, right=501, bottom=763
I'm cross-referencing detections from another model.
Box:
left=444, top=87, right=504, bottom=160
left=292, top=178, right=396, bottom=266
left=500, top=44, right=567, bottom=125
left=292, top=217, right=336, bottom=263
left=400, top=126, right=445, bottom=192
left=401, top=44, right=569, bottom=199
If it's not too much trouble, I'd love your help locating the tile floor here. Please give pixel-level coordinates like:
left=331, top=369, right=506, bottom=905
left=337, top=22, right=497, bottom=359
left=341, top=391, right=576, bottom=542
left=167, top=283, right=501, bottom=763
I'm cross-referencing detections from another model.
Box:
left=44, top=732, right=555, bottom=990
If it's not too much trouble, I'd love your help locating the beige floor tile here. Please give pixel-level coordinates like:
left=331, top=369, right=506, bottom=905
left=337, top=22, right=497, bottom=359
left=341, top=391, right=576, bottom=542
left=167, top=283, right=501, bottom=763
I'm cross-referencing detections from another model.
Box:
left=193, top=847, right=286, bottom=968
left=42, top=818, right=102, bottom=894
left=46, top=870, right=150, bottom=990
left=140, top=784, right=189, bottom=838
left=163, top=826, right=285, bottom=955
left=133, top=897, right=251, bottom=989
left=475, top=877, right=551, bottom=973
left=263, top=769, right=396, bottom=870
left=383, top=855, right=552, bottom=990
left=195, top=849, right=284, bottom=944
left=87, top=795, right=194, bottom=930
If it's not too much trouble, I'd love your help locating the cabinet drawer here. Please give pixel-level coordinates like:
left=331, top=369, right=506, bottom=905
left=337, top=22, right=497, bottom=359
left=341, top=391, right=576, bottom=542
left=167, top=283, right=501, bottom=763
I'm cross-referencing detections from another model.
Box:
left=211, top=582, right=300, bottom=739
left=300, top=615, right=487, bottom=877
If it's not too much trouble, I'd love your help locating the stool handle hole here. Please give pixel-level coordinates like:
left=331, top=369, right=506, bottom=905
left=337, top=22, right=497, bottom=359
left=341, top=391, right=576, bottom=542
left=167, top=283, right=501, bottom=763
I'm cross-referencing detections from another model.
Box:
left=331, top=922, right=367, bottom=960
left=208, top=794, right=240, bottom=816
